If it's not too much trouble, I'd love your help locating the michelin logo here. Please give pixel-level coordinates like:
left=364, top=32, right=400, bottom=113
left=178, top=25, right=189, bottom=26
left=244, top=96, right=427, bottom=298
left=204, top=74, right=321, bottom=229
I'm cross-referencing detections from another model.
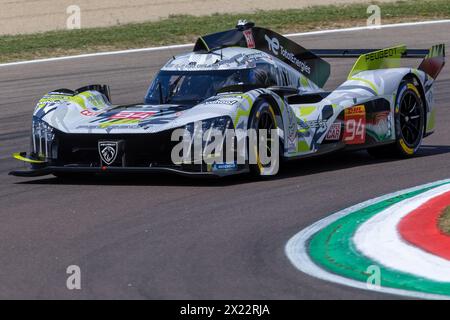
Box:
left=212, top=162, right=237, bottom=171
left=264, top=35, right=311, bottom=75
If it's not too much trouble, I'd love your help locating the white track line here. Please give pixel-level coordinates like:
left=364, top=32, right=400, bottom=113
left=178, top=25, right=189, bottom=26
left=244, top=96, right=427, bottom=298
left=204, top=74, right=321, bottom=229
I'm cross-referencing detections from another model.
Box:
left=283, top=19, right=450, bottom=37
left=1, top=19, right=450, bottom=68
left=354, top=184, right=450, bottom=283
left=285, top=179, right=450, bottom=300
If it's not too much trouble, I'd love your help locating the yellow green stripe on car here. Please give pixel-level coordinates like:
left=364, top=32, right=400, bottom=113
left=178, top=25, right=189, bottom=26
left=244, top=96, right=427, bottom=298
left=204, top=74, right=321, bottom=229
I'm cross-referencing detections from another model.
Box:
left=348, top=77, right=379, bottom=95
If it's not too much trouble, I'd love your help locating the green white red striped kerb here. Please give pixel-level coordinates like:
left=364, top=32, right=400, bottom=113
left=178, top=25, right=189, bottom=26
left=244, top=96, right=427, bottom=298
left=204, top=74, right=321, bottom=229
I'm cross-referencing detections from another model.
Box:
left=286, top=179, right=450, bottom=299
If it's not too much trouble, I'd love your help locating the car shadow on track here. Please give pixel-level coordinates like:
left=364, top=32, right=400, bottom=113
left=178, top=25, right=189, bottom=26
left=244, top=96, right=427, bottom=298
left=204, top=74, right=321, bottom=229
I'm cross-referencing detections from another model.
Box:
left=14, top=144, right=450, bottom=187
left=275, top=144, right=450, bottom=179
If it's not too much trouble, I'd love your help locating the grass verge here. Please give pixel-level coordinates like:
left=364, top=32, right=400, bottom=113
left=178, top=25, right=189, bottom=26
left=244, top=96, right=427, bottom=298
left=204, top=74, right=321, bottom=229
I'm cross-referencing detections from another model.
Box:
left=1, top=0, right=449, bottom=63
left=438, top=206, right=450, bottom=235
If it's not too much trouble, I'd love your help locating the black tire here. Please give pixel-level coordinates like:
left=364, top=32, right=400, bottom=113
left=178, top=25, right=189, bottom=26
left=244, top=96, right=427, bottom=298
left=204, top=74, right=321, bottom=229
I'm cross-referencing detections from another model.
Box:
left=247, top=99, right=280, bottom=176
left=367, top=79, right=425, bottom=158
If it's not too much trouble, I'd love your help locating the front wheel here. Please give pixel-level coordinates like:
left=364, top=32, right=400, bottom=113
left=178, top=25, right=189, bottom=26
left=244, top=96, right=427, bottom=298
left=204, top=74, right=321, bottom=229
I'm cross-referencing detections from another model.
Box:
left=367, top=80, right=425, bottom=158
left=247, top=100, right=280, bottom=177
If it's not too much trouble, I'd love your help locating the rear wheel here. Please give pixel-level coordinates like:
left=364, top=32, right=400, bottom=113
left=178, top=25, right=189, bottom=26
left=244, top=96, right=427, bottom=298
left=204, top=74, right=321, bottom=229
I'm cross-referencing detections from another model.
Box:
left=248, top=100, right=280, bottom=177
left=367, top=79, right=424, bottom=158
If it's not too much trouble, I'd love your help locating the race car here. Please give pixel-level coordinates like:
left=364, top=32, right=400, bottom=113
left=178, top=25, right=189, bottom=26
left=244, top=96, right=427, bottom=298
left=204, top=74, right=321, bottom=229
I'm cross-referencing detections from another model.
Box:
left=10, top=20, right=445, bottom=178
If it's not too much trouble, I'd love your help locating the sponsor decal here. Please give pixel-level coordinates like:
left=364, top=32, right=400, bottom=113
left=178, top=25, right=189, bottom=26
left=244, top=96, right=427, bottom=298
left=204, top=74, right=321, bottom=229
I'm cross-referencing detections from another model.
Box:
left=110, top=111, right=156, bottom=120
left=364, top=47, right=401, bottom=62
left=264, top=34, right=280, bottom=55
left=212, top=162, right=238, bottom=171
left=98, top=141, right=119, bottom=165
left=243, top=29, right=255, bottom=49
left=204, top=99, right=239, bottom=105
left=77, top=124, right=139, bottom=130
left=325, top=123, right=342, bottom=141
left=264, top=35, right=311, bottom=75
left=80, top=109, right=102, bottom=116
left=242, top=52, right=266, bottom=61
left=366, top=111, right=392, bottom=142
left=88, top=106, right=186, bottom=128
left=298, top=119, right=327, bottom=130
left=344, top=105, right=366, bottom=144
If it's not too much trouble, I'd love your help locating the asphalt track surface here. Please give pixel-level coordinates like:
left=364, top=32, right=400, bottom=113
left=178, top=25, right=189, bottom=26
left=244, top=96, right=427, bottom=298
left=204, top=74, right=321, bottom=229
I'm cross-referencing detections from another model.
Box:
left=1, top=23, right=449, bottom=299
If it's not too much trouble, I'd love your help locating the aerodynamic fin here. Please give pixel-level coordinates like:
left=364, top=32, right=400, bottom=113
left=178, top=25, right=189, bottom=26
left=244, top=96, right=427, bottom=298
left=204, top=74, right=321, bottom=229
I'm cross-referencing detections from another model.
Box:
left=193, top=22, right=331, bottom=88
left=12, top=152, right=46, bottom=164
left=418, top=44, right=446, bottom=79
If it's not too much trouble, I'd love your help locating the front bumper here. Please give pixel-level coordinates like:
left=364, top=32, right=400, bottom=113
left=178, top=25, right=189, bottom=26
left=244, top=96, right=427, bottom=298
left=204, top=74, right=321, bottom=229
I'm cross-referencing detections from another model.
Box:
left=9, top=165, right=247, bottom=178
left=9, top=152, right=247, bottom=178
left=13, top=119, right=243, bottom=178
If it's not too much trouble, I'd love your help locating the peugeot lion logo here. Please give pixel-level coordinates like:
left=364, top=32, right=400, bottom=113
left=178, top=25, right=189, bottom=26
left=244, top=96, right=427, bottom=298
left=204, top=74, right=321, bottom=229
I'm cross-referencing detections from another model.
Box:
left=98, top=141, right=118, bottom=165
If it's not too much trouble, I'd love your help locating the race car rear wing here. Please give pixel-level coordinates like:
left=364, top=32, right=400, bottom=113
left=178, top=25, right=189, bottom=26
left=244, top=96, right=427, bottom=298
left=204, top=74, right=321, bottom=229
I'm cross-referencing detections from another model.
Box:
left=312, top=44, right=445, bottom=79
left=310, top=48, right=430, bottom=58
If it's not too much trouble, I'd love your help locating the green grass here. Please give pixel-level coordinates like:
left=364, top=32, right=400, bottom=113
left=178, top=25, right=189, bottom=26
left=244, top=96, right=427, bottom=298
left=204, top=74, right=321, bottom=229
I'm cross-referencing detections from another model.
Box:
left=1, top=0, right=449, bottom=63
left=438, top=206, right=450, bottom=235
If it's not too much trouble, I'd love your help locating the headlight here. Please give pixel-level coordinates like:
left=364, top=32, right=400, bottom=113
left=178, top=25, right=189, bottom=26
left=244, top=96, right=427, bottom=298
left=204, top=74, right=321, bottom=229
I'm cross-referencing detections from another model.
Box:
left=201, top=116, right=233, bottom=134
left=184, top=116, right=234, bottom=146
left=184, top=116, right=233, bottom=135
left=182, top=116, right=234, bottom=163
left=31, top=117, right=56, bottom=160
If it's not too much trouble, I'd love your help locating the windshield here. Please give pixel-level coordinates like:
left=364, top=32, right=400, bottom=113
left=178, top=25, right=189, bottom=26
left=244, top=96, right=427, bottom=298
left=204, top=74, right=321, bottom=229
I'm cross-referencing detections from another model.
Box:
left=144, top=67, right=277, bottom=106
left=144, top=70, right=250, bottom=106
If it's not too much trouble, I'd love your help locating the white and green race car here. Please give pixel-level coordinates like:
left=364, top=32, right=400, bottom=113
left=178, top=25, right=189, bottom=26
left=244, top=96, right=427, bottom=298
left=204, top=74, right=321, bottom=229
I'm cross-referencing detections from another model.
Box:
left=10, top=21, right=445, bottom=178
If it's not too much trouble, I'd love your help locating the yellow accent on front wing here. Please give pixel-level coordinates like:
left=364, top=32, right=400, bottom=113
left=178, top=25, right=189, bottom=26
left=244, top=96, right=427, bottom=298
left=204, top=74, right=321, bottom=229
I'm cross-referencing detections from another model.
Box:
left=13, top=152, right=46, bottom=164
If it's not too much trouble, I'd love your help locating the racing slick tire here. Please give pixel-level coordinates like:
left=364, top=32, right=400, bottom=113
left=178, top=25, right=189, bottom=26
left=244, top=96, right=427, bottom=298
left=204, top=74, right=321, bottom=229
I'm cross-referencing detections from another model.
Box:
left=367, top=79, right=425, bottom=158
left=248, top=99, right=280, bottom=177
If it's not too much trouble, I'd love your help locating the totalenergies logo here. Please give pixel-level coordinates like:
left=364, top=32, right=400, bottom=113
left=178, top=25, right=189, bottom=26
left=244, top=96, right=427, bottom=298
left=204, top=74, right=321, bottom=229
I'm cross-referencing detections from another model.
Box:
left=264, top=34, right=311, bottom=75
left=264, top=34, right=280, bottom=55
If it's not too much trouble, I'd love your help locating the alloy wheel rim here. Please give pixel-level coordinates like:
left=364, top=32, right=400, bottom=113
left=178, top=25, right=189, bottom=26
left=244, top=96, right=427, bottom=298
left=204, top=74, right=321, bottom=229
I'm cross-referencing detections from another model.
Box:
left=257, top=110, right=275, bottom=161
left=399, top=91, right=422, bottom=146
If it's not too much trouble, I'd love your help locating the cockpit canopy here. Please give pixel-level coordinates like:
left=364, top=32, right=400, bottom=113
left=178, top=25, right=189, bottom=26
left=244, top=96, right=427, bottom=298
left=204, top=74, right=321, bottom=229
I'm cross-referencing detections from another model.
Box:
left=145, top=64, right=278, bottom=106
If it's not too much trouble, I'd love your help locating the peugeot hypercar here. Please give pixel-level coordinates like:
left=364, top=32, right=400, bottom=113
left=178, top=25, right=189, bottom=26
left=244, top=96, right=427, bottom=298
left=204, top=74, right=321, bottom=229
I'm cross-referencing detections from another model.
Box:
left=10, top=21, right=445, bottom=177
